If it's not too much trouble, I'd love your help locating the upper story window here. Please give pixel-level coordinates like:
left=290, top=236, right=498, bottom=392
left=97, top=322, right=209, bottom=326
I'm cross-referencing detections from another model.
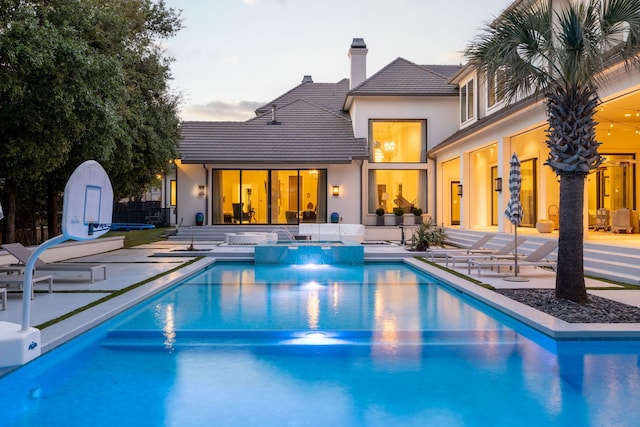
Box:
left=370, top=120, right=426, bottom=163
left=487, top=68, right=506, bottom=109
left=460, top=79, right=475, bottom=124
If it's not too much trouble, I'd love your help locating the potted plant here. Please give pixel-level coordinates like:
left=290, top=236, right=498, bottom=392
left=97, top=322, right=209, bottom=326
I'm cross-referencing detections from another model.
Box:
left=375, top=208, right=385, bottom=226
left=195, top=212, right=204, bottom=226
left=413, top=208, right=423, bottom=224
left=411, top=219, right=446, bottom=251
left=393, top=207, right=404, bottom=225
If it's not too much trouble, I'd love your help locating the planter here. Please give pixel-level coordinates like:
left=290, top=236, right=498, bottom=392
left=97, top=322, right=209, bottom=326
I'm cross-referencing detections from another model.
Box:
left=195, top=212, right=204, bottom=226
left=395, top=215, right=403, bottom=226
left=376, top=215, right=384, bottom=226
left=384, top=214, right=396, bottom=226
left=403, top=214, right=415, bottom=225
left=414, top=215, right=423, bottom=225
left=536, top=219, right=554, bottom=233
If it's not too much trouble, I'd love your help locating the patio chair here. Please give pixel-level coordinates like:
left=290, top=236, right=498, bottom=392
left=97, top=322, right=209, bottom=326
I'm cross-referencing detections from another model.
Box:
left=468, top=240, right=558, bottom=277
left=425, top=233, right=496, bottom=261
left=1, top=243, right=107, bottom=283
left=0, top=272, right=53, bottom=299
left=434, top=237, right=527, bottom=270
left=232, top=203, right=251, bottom=223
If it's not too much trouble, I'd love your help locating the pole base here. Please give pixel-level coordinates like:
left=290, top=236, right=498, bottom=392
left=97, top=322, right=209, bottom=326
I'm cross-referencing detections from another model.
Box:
left=0, top=321, right=41, bottom=368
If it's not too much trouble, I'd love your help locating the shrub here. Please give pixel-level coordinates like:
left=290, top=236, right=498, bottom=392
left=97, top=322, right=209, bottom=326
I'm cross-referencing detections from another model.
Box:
left=412, top=219, right=445, bottom=251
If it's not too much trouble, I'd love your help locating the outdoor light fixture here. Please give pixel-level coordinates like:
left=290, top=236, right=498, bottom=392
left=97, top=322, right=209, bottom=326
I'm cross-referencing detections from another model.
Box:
left=494, top=177, right=502, bottom=192
left=198, top=185, right=205, bottom=197
left=457, top=184, right=463, bottom=196
left=332, top=185, right=340, bottom=196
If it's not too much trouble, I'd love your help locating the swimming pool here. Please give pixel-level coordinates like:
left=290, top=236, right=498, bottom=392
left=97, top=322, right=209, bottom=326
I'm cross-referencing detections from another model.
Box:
left=1, top=262, right=640, bottom=426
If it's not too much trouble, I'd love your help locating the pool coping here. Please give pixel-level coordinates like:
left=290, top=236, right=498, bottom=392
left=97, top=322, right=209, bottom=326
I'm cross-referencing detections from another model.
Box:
left=403, top=258, right=640, bottom=339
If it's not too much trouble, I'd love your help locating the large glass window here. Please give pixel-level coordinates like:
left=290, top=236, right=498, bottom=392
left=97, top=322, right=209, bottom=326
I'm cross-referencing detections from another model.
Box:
left=487, top=69, right=506, bottom=108
left=460, top=79, right=475, bottom=123
left=370, top=120, right=426, bottom=163
left=212, top=169, right=326, bottom=225
left=588, top=154, right=636, bottom=213
left=520, top=158, right=537, bottom=227
left=367, top=170, right=426, bottom=214
left=170, top=180, right=176, bottom=206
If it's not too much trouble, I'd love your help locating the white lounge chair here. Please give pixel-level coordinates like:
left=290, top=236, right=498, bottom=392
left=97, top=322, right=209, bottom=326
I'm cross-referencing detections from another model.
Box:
left=1, top=243, right=107, bottom=283
left=425, top=233, right=496, bottom=260
left=434, top=237, right=527, bottom=270
left=468, top=240, right=558, bottom=277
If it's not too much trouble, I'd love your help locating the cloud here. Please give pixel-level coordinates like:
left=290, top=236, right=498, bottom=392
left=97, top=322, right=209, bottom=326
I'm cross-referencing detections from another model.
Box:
left=180, top=100, right=264, bottom=121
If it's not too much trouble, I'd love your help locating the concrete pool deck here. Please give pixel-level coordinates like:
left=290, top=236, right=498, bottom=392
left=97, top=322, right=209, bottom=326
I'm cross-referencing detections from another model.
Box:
left=1, top=240, right=639, bottom=357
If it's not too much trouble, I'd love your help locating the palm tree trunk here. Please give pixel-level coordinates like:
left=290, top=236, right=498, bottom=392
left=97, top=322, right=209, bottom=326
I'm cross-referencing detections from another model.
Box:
left=555, top=174, right=588, bottom=303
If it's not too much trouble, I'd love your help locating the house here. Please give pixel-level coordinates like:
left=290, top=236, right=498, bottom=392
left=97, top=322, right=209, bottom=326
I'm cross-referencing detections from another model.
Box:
left=173, top=38, right=461, bottom=227
left=430, top=0, right=640, bottom=235
left=172, top=0, right=640, bottom=236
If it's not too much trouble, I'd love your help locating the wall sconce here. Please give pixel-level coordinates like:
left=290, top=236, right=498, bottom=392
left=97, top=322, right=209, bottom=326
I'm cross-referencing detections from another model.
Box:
left=457, top=184, right=463, bottom=196
left=494, top=177, right=502, bottom=192
left=198, top=185, right=205, bottom=197
left=332, top=185, right=340, bottom=196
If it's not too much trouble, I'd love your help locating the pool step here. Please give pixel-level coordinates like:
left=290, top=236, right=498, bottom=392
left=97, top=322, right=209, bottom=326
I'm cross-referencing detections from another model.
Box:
left=101, top=329, right=522, bottom=353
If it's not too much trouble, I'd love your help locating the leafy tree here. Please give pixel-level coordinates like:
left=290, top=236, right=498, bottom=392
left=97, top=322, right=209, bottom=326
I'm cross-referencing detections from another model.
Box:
left=0, top=0, right=182, bottom=242
left=465, top=0, right=640, bottom=303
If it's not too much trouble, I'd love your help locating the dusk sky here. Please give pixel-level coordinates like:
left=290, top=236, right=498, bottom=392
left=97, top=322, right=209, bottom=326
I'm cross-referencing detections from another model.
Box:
left=162, top=0, right=515, bottom=122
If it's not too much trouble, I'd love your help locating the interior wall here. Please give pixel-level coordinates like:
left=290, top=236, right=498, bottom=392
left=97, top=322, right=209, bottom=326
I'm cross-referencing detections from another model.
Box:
left=440, top=158, right=461, bottom=226
left=468, top=145, right=498, bottom=227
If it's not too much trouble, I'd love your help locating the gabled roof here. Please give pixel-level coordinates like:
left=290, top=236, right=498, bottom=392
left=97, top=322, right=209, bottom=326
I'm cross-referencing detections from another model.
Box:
left=180, top=99, right=368, bottom=164
left=347, top=58, right=461, bottom=97
left=255, top=78, right=350, bottom=116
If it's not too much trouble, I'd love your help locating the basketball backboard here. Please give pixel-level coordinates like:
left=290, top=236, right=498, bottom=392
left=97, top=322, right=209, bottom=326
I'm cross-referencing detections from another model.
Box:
left=62, top=160, right=113, bottom=240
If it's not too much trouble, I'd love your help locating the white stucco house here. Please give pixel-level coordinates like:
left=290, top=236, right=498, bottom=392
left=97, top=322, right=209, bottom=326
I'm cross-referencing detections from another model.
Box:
left=430, top=0, right=640, bottom=235
left=169, top=0, right=640, bottom=237
left=172, top=38, right=461, bottom=228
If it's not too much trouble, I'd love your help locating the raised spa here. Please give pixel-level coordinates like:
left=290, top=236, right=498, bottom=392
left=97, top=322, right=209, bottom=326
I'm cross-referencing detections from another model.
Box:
left=254, top=240, right=364, bottom=265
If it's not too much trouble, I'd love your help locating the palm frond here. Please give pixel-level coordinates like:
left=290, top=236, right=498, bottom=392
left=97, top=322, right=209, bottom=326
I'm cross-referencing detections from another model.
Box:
left=465, top=2, right=553, bottom=103
left=466, top=0, right=640, bottom=98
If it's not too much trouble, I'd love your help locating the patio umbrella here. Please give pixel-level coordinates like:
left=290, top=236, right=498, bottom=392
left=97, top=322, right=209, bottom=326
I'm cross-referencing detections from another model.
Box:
left=504, top=153, right=528, bottom=282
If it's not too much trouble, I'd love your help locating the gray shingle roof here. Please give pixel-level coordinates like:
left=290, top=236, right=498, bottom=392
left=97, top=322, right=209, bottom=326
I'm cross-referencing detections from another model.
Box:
left=347, top=58, right=461, bottom=96
left=180, top=99, right=368, bottom=164
left=255, top=79, right=350, bottom=116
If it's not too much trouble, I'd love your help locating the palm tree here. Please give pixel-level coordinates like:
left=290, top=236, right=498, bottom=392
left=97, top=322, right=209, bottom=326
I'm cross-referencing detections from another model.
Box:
left=465, top=0, right=640, bottom=303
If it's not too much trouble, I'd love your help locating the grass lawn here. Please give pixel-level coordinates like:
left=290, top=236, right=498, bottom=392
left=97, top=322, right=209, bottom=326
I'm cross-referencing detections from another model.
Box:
left=105, top=227, right=171, bottom=248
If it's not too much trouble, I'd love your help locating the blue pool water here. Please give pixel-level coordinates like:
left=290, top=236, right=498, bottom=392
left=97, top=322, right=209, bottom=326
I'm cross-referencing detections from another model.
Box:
left=254, top=240, right=364, bottom=264
left=2, top=262, right=640, bottom=426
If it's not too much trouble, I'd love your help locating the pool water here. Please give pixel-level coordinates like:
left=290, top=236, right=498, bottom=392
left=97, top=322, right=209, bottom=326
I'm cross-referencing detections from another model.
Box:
left=2, top=262, right=640, bottom=426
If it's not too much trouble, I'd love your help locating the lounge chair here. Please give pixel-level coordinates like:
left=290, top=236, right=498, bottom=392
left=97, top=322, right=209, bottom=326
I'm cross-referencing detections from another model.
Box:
left=468, top=240, right=558, bottom=277
left=0, top=271, right=53, bottom=299
left=1, top=243, right=107, bottom=283
left=435, top=237, right=527, bottom=270
left=425, top=233, right=496, bottom=261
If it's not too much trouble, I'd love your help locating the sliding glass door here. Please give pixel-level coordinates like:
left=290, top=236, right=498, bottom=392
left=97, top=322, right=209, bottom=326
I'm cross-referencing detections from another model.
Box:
left=212, top=169, right=327, bottom=225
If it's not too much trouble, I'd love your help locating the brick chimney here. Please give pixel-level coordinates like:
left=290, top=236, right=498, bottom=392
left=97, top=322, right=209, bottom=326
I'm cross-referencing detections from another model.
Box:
left=348, top=38, right=367, bottom=89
